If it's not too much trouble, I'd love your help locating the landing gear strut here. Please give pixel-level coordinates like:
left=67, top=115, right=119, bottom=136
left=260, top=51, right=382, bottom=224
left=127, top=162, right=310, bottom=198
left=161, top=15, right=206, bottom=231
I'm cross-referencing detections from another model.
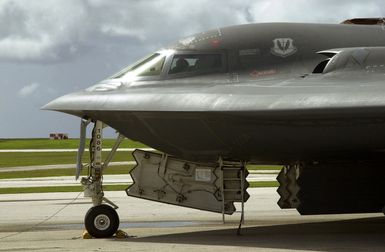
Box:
left=78, top=120, right=124, bottom=238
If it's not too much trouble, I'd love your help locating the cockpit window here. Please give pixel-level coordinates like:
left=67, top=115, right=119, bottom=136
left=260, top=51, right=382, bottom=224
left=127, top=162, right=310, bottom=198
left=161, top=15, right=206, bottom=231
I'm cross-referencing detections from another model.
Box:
left=111, top=53, right=166, bottom=79
left=137, top=56, right=165, bottom=76
left=168, top=54, right=222, bottom=75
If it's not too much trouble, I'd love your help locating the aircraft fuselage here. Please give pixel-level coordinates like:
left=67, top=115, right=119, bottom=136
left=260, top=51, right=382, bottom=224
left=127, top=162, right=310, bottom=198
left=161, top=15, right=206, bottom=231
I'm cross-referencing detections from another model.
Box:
left=45, top=22, right=385, bottom=164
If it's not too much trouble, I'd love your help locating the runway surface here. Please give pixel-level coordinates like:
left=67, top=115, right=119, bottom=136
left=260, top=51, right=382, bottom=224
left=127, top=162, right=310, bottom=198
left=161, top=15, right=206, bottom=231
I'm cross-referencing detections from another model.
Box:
left=1, top=188, right=385, bottom=251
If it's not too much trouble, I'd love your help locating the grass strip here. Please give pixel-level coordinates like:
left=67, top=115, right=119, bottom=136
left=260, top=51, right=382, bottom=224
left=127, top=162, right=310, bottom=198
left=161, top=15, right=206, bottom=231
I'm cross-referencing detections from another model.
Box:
left=0, top=138, right=147, bottom=150
left=0, top=165, right=134, bottom=179
left=0, top=151, right=134, bottom=168
left=248, top=181, right=279, bottom=187
left=0, top=184, right=129, bottom=194
left=247, top=165, right=282, bottom=170
left=0, top=153, right=278, bottom=170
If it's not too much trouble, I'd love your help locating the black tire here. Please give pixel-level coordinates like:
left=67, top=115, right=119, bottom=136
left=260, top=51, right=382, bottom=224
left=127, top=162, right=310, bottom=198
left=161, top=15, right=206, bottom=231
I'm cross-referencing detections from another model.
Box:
left=84, top=204, right=119, bottom=238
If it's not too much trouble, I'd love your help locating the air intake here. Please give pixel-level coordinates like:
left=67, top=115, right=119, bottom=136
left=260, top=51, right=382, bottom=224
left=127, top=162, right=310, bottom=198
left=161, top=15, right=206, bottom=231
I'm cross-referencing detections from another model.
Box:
left=341, top=18, right=385, bottom=25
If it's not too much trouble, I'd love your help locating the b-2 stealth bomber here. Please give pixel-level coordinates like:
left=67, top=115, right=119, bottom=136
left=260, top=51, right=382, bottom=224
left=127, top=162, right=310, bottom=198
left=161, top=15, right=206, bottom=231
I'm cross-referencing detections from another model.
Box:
left=44, top=18, right=385, bottom=237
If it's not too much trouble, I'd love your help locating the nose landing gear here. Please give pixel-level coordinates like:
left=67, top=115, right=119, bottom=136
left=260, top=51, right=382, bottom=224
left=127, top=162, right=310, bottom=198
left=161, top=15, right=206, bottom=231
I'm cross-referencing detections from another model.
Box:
left=77, top=119, right=126, bottom=238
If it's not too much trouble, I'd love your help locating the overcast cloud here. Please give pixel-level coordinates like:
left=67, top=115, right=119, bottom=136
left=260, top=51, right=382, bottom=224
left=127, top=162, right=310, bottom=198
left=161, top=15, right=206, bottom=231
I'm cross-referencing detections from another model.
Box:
left=17, top=82, right=40, bottom=97
left=1, top=0, right=385, bottom=138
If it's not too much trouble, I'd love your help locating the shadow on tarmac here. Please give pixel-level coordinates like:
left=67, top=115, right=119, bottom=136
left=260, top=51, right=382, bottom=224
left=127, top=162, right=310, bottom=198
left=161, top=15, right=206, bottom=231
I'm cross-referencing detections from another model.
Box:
left=121, top=217, right=385, bottom=251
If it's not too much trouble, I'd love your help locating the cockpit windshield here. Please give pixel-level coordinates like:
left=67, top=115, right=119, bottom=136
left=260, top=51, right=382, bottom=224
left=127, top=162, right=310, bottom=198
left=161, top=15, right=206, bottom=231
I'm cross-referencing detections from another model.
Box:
left=111, top=53, right=166, bottom=79
left=169, top=54, right=222, bottom=75
left=109, top=50, right=223, bottom=81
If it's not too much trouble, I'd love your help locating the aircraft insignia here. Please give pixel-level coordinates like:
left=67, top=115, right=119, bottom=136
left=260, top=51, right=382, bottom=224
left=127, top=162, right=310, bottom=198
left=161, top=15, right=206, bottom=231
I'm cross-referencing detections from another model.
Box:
left=271, top=38, right=297, bottom=57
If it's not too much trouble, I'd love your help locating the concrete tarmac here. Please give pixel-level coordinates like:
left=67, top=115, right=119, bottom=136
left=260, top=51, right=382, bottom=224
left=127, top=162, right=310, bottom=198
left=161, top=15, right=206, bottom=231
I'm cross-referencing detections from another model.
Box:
left=1, top=188, right=385, bottom=251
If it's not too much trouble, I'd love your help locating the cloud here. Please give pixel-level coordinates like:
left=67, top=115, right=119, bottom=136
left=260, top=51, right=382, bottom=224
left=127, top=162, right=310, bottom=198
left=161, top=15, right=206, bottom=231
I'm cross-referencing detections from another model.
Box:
left=1, top=0, right=384, bottom=64
left=247, top=0, right=385, bottom=23
left=0, top=0, right=88, bottom=62
left=0, top=0, right=253, bottom=63
left=18, top=82, right=40, bottom=97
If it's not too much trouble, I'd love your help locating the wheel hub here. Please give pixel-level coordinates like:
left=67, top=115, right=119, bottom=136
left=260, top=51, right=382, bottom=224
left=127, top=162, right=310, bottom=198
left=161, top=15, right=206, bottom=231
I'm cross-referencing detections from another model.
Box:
left=94, top=214, right=110, bottom=231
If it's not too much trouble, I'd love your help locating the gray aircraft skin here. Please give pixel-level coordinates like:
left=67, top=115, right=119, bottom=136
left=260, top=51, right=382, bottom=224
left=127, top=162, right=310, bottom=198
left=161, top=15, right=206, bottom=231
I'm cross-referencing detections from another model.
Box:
left=44, top=21, right=385, bottom=164
left=43, top=21, right=385, bottom=235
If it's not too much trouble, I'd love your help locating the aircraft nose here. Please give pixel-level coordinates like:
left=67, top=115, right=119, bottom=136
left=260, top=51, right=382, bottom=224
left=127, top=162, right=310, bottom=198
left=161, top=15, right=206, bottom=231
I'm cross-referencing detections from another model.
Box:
left=42, top=90, right=109, bottom=118
left=42, top=93, right=74, bottom=111
left=42, top=91, right=91, bottom=115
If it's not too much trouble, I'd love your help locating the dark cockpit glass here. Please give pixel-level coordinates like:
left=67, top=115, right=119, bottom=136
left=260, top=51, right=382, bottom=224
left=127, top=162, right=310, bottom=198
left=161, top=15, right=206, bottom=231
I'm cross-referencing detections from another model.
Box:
left=168, top=54, right=222, bottom=75
left=108, top=51, right=223, bottom=82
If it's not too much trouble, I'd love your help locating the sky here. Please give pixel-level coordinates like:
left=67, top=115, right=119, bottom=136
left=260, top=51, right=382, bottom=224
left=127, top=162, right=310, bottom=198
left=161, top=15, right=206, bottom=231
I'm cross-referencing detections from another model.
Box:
left=1, top=0, right=385, bottom=138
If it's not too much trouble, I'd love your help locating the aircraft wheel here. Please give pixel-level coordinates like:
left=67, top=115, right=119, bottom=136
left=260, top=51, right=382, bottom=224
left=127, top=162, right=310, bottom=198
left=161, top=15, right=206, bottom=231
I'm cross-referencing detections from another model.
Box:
left=84, top=204, right=119, bottom=238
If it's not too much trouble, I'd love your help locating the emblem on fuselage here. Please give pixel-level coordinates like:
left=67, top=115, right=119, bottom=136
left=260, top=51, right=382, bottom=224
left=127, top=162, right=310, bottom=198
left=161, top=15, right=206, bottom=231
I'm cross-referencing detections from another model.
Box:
left=270, top=38, right=297, bottom=57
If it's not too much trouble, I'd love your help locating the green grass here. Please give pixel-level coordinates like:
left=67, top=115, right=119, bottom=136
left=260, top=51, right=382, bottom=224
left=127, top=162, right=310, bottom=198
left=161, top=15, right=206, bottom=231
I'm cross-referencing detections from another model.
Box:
left=0, top=181, right=278, bottom=194
left=0, top=151, right=134, bottom=168
left=0, top=151, right=281, bottom=170
left=0, top=155, right=281, bottom=178
left=0, top=139, right=281, bottom=171
left=0, top=139, right=280, bottom=195
left=247, top=165, right=282, bottom=171
left=0, top=138, right=147, bottom=150
left=249, top=181, right=279, bottom=187
left=0, top=165, right=134, bottom=179
left=0, top=184, right=129, bottom=194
